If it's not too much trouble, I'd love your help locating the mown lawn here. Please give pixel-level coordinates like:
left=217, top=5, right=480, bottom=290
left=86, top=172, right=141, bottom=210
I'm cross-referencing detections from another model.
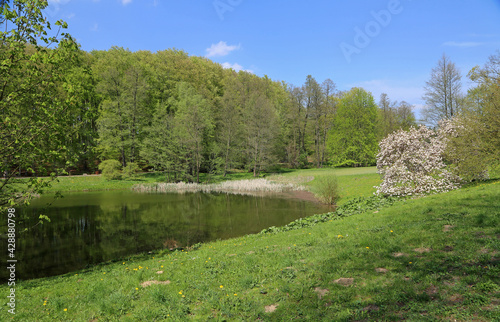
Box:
left=2, top=177, right=498, bottom=321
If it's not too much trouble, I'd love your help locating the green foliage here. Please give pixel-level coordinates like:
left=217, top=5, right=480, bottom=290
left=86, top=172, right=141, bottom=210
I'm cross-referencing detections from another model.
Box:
left=98, top=160, right=122, bottom=180
left=0, top=0, right=83, bottom=210
left=312, top=174, right=340, bottom=205
left=122, top=162, right=140, bottom=179
left=260, top=195, right=397, bottom=234
left=327, top=88, right=378, bottom=167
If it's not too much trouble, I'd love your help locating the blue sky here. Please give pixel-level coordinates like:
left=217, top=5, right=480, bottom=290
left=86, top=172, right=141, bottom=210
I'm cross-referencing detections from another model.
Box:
left=45, top=0, right=500, bottom=115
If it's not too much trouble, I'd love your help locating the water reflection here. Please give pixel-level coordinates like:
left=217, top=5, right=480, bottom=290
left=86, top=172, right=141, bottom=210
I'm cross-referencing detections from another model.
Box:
left=0, top=191, right=328, bottom=281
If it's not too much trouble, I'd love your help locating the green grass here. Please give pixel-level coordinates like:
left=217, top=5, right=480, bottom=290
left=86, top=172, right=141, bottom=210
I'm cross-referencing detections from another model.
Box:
left=268, top=166, right=380, bottom=204
left=2, top=176, right=498, bottom=321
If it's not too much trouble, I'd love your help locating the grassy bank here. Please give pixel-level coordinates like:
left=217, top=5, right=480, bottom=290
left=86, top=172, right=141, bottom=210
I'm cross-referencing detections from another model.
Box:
left=2, top=179, right=498, bottom=321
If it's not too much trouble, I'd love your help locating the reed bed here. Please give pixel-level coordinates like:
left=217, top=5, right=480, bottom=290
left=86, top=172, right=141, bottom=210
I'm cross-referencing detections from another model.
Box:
left=132, top=178, right=306, bottom=196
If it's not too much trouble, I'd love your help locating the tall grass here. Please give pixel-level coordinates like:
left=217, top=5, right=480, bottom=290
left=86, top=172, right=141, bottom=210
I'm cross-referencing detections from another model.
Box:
left=132, top=179, right=306, bottom=196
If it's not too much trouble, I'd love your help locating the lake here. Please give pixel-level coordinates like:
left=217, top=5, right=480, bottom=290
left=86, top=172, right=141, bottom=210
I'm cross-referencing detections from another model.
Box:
left=1, top=190, right=329, bottom=281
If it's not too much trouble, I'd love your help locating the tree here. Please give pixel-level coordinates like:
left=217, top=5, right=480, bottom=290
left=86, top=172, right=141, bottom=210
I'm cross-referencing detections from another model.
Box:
left=171, top=82, right=214, bottom=183
left=395, top=101, right=416, bottom=130
left=283, top=85, right=308, bottom=168
left=422, top=53, right=463, bottom=126
left=1, top=0, right=76, bottom=210
left=94, top=48, right=150, bottom=167
left=459, top=50, right=500, bottom=175
left=376, top=125, right=461, bottom=196
left=217, top=71, right=245, bottom=176
left=327, top=88, right=378, bottom=167
left=243, top=93, right=278, bottom=176
left=304, top=75, right=325, bottom=168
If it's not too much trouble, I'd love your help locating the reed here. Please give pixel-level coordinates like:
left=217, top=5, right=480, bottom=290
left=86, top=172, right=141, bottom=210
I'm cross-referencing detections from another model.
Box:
left=131, top=178, right=305, bottom=196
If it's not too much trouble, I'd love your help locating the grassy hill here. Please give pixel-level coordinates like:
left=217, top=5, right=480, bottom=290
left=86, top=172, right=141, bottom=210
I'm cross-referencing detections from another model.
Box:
left=1, top=170, right=498, bottom=321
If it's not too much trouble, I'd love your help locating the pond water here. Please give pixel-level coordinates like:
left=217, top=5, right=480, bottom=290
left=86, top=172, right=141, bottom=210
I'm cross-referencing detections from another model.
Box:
left=1, top=190, right=329, bottom=281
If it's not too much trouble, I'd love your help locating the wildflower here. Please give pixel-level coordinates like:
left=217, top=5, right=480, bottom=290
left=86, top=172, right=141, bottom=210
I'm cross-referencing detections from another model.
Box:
left=135, top=288, right=138, bottom=290
left=123, top=262, right=125, bottom=265
left=366, top=247, right=369, bottom=249
left=220, top=285, right=223, bottom=288
left=182, top=295, right=185, bottom=298
left=64, top=308, right=67, bottom=312
left=390, top=230, right=393, bottom=232
left=234, top=294, right=237, bottom=296
left=178, top=290, right=183, bottom=295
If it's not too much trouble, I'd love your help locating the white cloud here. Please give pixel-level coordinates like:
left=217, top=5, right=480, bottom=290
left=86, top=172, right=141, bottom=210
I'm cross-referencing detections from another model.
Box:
left=221, top=62, right=253, bottom=74
left=90, top=23, right=99, bottom=32
left=443, top=41, right=484, bottom=48
left=206, top=41, right=241, bottom=58
left=121, top=0, right=132, bottom=5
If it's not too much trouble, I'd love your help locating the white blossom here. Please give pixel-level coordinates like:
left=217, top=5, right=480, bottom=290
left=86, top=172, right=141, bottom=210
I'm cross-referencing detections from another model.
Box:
left=375, top=124, right=461, bottom=197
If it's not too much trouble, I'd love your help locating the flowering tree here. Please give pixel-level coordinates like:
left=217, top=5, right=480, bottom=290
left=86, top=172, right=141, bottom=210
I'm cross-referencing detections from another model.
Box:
left=375, top=124, right=461, bottom=196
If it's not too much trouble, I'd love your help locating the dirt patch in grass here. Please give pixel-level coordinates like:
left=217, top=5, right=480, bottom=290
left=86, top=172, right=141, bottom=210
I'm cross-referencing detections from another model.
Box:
left=265, top=304, right=278, bottom=313
left=443, top=225, right=455, bottom=232
left=375, top=268, right=389, bottom=273
left=140, top=280, right=171, bottom=287
left=413, top=247, right=431, bottom=253
left=332, top=278, right=354, bottom=286
left=392, top=252, right=407, bottom=257
left=362, top=304, right=380, bottom=312
left=314, top=287, right=329, bottom=299
left=447, top=294, right=463, bottom=304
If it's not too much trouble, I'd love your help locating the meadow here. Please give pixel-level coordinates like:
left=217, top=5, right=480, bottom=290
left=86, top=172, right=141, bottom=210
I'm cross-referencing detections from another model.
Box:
left=2, top=167, right=498, bottom=320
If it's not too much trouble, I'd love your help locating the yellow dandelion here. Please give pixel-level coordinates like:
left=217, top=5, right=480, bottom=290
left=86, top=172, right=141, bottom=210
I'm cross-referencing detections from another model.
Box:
left=135, top=288, right=138, bottom=290
left=103, top=272, right=106, bottom=274
left=220, top=285, right=223, bottom=288
left=366, top=247, right=369, bottom=249
left=43, top=303, right=47, bottom=306
left=178, top=290, right=183, bottom=295
left=64, top=308, right=67, bottom=312
left=409, top=262, right=412, bottom=264
left=234, top=293, right=237, bottom=296
left=182, top=295, right=185, bottom=298
left=390, top=230, right=393, bottom=232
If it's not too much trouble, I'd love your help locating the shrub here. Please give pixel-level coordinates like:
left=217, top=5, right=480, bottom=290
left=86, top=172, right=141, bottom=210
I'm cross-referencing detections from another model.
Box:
left=376, top=125, right=461, bottom=196
left=98, top=160, right=122, bottom=180
left=442, top=116, right=489, bottom=181
left=312, top=174, right=340, bottom=205
left=122, top=162, right=140, bottom=179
